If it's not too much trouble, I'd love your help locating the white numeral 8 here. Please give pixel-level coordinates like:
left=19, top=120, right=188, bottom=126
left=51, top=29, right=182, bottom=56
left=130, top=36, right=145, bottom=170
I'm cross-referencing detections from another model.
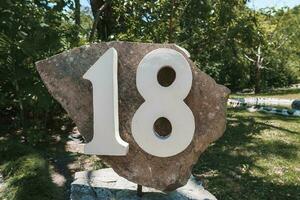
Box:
left=131, top=48, right=195, bottom=157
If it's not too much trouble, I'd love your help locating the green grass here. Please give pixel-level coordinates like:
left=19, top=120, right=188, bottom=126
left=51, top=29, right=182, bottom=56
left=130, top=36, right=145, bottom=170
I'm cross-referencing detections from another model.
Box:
left=194, top=109, right=300, bottom=200
left=231, top=88, right=300, bottom=99
left=0, top=130, right=105, bottom=200
left=0, top=141, right=63, bottom=200
left=1, top=103, right=299, bottom=200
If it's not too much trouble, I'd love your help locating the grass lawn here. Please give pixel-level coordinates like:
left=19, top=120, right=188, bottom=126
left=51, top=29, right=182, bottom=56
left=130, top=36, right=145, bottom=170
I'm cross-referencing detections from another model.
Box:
left=0, top=140, right=64, bottom=200
left=231, top=88, right=300, bottom=99
left=0, top=130, right=103, bottom=200
left=1, top=107, right=299, bottom=199
left=194, top=109, right=300, bottom=200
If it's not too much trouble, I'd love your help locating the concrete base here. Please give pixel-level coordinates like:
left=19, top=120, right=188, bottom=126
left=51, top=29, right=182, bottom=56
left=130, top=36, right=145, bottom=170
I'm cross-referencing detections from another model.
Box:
left=70, top=168, right=217, bottom=200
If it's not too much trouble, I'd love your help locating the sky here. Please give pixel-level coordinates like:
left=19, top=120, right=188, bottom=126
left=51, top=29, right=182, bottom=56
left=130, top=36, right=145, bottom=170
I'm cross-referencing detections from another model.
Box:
left=80, top=0, right=300, bottom=10
left=80, top=0, right=90, bottom=7
left=247, top=0, right=300, bottom=9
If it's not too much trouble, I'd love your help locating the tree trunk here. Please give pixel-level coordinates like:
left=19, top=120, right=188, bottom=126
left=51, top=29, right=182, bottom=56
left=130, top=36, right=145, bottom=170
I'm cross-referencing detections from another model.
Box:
left=14, top=79, right=24, bottom=127
left=90, top=0, right=113, bottom=41
left=254, top=45, right=263, bottom=94
left=74, top=0, right=81, bottom=46
left=254, top=61, right=261, bottom=94
left=168, top=0, right=175, bottom=43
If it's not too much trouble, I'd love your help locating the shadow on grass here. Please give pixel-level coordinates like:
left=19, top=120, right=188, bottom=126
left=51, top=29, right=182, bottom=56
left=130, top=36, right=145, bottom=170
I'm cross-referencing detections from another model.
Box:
left=39, top=134, right=78, bottom=198
left=193, top=110, right=300, bottom=200
left=0, top=131, right=77, bottom=200
left=0, top=139, right=61, bottom=200
left=234, top=88, right=300, bottom=97
left=263, top=88, right=300, bottom=96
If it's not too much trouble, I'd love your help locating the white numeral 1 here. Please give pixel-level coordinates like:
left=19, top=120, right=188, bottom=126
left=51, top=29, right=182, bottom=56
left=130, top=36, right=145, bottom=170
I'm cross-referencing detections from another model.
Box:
left=83, top=48, right=129, bottom=155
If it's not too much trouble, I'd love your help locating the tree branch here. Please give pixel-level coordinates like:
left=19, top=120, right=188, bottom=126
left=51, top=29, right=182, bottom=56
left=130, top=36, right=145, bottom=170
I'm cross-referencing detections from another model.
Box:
left=168, top=0, right=175, bottom=43
left=89, top=2, right=108, bottom=42
left=244, top=54, right=255, bottom=63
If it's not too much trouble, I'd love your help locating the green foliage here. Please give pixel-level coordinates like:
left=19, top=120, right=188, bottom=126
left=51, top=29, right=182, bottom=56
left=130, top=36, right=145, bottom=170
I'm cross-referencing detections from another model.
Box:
left=105, top=0, right=299, bottom=91
left=250, top=6, right=300, bottom=90
left=0, top=0, right=298, bottom=151
left=177, top=0, right=259, bottom=91
left=0, top=0, right=76, bottom=141
left=101, top=0, right=299, bottom=92
left=0, top=0, right=299, bottom=141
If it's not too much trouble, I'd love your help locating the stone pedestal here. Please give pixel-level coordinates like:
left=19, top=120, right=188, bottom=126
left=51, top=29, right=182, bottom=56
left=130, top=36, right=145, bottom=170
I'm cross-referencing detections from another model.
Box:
left=70, top=168, right=217, bottom=200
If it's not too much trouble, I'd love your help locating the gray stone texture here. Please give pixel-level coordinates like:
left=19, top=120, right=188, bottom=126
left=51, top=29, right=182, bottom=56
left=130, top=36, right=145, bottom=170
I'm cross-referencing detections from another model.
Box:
left=70, top=168, right=217, bottom=200
left=292, top=100, right=300, bottom=110
left=0, top=173, right=4, bottom=192
left=36, top=42, right=229, bottom=191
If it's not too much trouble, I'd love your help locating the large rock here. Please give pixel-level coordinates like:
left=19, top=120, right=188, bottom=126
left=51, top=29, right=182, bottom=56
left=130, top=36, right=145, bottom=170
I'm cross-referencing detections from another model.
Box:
left=71, top=168, right=217, bottom=200
left=36, top=42, right=229, bottom=191
left=292, top=100, right=300, bottom=110
left=0, top=173, right=4, bottom=193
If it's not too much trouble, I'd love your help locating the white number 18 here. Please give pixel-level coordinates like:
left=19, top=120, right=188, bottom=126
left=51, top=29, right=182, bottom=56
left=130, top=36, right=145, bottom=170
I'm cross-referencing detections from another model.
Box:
left=83, top=47, right=195, bottom=157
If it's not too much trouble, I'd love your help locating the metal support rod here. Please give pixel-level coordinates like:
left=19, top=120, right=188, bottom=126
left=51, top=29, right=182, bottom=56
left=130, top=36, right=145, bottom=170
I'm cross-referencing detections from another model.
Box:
left=137, top=184, right=143, bottom=197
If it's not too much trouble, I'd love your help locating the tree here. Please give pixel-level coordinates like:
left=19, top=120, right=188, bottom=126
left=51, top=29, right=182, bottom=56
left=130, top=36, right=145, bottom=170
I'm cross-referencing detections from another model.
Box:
left=178, top=0, right=260, bottom=91
left=74, top=0, right=81, bottom=45
left=245, top=6, right=300, bottom=93
left=89, top=0, right=113, bottom=41
left=87, top=0, right=267, bottom=92
left=0, top=0, right=73, bottom=142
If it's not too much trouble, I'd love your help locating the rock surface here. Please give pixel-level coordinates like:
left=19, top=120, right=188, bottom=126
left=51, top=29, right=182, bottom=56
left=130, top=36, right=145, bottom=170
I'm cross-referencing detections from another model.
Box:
left=0, top=173, right=4, bottom=192
left=36, top=41, right=230, bottom=191
left=0, top=174, right=3, bottom=184
left=292, top=100, right=300, bottom=110
left=71, top=168, right=217, bottom=200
